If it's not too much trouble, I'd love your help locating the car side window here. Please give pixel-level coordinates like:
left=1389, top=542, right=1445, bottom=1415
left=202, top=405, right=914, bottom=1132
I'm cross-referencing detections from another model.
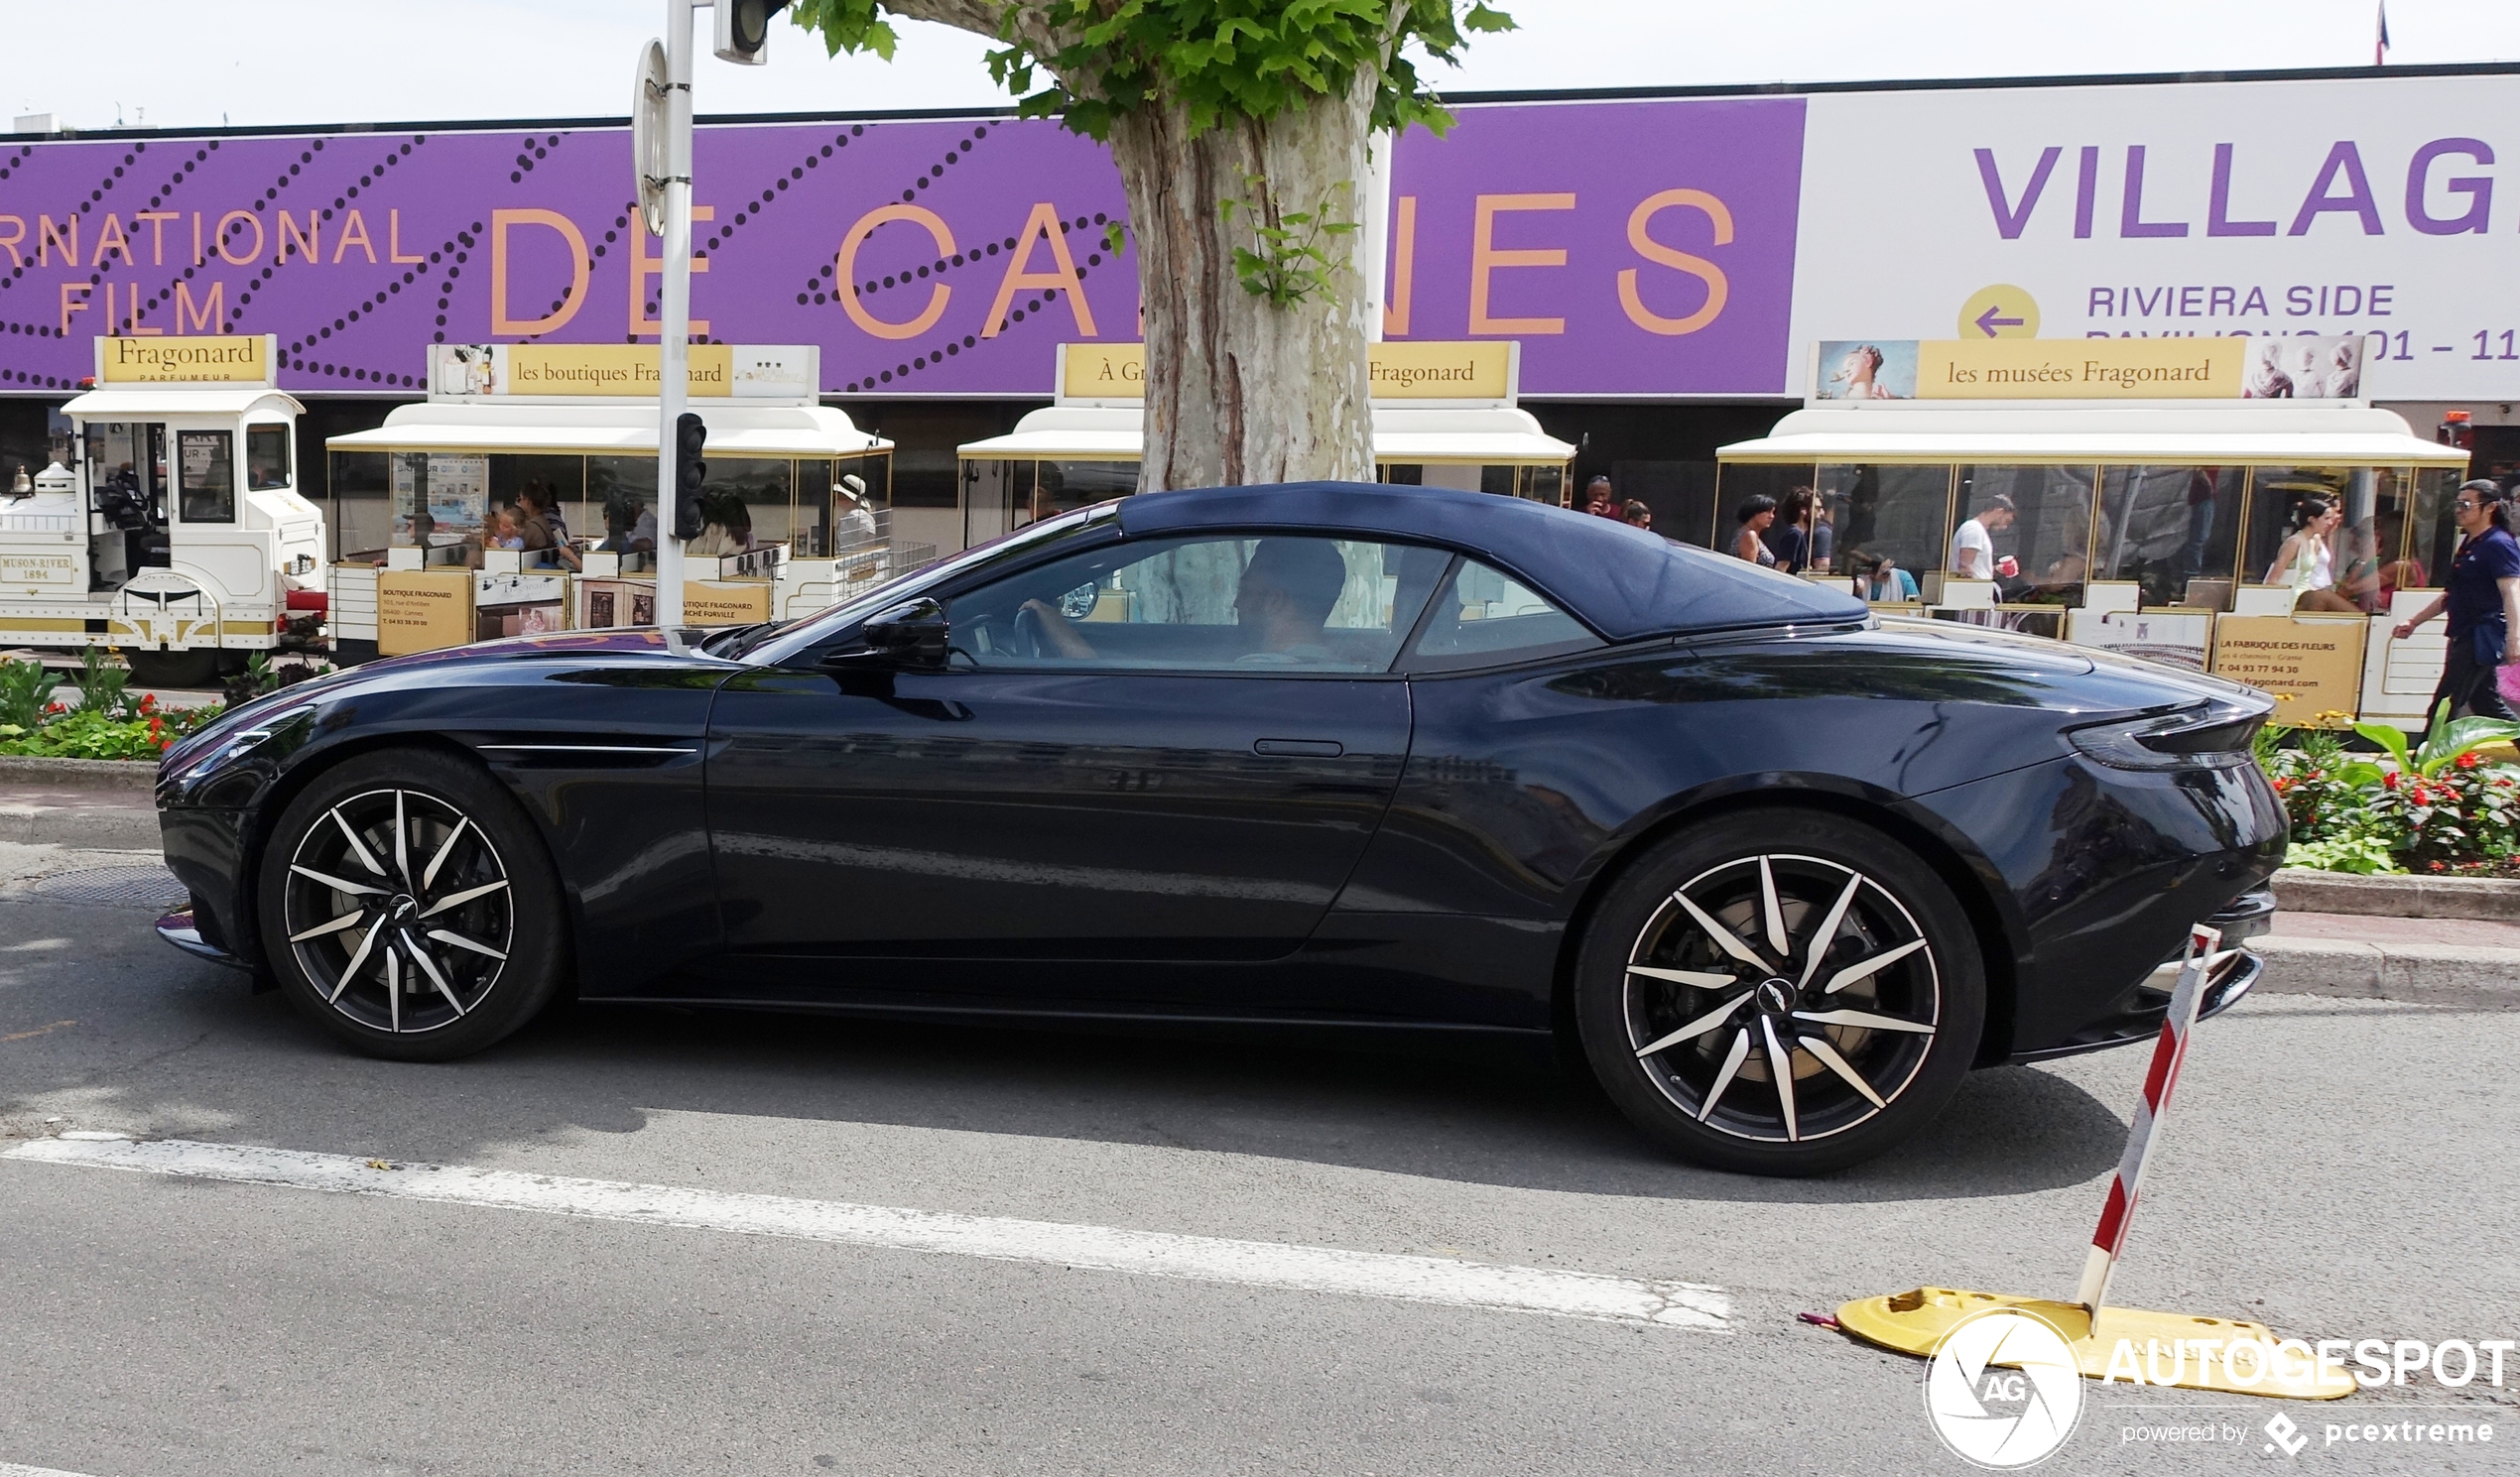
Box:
left=1402, top=558, right=1602, bottom=673
left=947, top=535, right=1449, bottom=674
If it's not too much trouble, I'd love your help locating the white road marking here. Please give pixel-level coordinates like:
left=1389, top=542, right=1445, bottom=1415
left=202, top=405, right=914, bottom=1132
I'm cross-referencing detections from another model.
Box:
left=2, top=1463, right=112, bottom=1477
left=5, top=1137, right=1728, bottom=1331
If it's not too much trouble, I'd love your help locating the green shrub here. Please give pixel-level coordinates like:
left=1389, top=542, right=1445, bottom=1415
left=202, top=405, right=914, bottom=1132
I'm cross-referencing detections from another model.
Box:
left=0, top=660, right=60, bottom=731
left=2262, top=708, right=2520, bottom=876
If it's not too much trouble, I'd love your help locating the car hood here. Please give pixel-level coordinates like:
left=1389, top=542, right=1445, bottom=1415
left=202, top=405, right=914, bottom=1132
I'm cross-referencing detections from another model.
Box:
left=159, top=629, right=730, bottom=782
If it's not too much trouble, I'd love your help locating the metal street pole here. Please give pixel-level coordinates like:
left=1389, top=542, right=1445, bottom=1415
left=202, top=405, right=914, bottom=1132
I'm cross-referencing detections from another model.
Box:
left=653, top=0, right=697, bottom=628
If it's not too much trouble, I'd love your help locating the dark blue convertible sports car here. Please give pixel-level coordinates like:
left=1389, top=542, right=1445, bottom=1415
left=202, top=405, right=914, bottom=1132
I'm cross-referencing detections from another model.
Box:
left=154, top=482, right=2282, bottom=1174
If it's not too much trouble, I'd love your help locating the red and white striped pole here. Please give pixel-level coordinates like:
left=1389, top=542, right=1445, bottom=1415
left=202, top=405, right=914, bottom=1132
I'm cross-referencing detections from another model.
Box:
left=2077, top=923, right=2221, bottom=1314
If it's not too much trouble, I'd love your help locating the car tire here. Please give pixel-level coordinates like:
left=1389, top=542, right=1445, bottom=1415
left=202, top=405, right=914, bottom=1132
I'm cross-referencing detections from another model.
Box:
left=1574, top=808, right=1985, bottom=1176
left=256, top=747, right=568, bottom=1062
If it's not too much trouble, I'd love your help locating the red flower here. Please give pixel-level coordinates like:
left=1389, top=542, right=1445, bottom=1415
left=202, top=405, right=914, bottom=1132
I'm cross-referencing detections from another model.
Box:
left=2384, top=771, right=2401, bottom=790
left=138, top=693, right=157, bottom=713
left=2458, top=751, right=2480, bottom=770
left=2430, top=860, right=2448, bottom=872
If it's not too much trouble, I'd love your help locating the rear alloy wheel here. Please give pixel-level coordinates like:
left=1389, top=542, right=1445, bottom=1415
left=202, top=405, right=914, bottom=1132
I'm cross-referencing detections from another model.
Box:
left=1575, top=811, right=1983, bottom=1175
left=259, top=750, right=567, bottom=1060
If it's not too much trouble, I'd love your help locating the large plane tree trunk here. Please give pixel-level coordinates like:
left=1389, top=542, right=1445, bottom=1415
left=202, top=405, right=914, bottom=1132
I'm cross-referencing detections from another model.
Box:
left=1105, top=72, right=1379, bottom=492
left=826, top=2, right=1386, bottom=492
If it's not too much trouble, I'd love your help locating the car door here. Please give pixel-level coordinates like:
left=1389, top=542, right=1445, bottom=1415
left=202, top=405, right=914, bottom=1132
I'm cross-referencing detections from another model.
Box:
left=701, top=532, right=1446, bottom=1002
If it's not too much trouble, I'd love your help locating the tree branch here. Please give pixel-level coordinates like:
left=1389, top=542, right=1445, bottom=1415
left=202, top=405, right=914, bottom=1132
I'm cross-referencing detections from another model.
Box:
left=870, top=0, right=1014, bottom=37
left=875, top=0, right=1066, bottom=55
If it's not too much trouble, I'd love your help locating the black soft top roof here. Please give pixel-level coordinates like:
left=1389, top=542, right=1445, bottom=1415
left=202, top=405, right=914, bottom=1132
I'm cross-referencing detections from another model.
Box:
left=1117, top=481, right=1866, bottom=642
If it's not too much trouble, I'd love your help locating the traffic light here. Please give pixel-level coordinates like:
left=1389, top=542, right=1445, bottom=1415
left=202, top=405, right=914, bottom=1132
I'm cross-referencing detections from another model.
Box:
left=673, top=412, right=707, bottom=541
left=713, top=0, right=789, bottom=64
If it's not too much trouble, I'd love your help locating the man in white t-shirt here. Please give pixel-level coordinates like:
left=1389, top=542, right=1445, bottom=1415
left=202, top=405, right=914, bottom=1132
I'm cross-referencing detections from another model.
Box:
left=1948, top=494, right=2017, bottom=579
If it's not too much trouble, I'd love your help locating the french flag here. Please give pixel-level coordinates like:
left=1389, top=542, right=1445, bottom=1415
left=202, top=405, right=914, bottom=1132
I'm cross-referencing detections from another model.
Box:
left=2375, top=1, right=2392, bottom=65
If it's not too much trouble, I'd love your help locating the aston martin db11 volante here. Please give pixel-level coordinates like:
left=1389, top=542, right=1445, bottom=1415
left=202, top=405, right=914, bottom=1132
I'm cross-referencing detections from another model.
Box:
left=154, top=482, right=2281, bottom=1174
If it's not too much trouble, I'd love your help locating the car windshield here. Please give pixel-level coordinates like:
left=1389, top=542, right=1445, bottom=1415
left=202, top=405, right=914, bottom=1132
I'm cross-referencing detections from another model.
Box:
left=725, top=500, right=1120, bottom=664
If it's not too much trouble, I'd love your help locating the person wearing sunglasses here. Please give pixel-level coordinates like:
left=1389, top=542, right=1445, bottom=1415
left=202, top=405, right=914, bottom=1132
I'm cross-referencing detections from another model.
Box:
left=2393, top=478, right=2520, bottom=721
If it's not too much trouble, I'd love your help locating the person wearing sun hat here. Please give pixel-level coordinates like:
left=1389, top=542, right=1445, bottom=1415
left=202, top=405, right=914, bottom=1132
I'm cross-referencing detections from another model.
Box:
left=834, top=471, right=879, bottom=549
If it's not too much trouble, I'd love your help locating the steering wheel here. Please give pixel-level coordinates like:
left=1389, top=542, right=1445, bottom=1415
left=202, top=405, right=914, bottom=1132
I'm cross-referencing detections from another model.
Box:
left=1010, top=604, right=1047, bottom=660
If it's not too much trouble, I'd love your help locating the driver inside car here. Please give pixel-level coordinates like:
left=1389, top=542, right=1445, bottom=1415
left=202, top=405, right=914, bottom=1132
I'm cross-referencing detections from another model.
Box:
left=1019, top=537, right=1350, bottom=665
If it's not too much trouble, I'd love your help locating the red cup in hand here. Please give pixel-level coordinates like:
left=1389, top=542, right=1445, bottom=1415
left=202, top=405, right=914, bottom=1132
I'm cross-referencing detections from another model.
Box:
left=1995, top=554, right=2020, bottom=579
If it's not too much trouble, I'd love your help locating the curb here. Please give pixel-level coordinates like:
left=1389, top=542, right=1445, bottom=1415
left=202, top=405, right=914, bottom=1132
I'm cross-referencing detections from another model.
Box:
left=0, top=808, right=161, bottom=850
left=0, top=757, right=159, bottom=793
left=2274, top=868, right=2520, bottom=923
left=2252, top=934, right=2520, bottom=1005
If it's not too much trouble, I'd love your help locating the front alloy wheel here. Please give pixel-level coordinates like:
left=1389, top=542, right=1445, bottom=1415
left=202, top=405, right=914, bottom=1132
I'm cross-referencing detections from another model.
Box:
left=1576, top=810, right=1983, bottom=1175
left=282, top=787, right=513, bottom=1035
left=259, top=748, right=567, bottom=1061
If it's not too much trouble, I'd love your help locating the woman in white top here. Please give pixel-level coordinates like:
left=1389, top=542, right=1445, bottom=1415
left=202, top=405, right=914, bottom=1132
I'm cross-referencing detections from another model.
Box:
left=2263, top=496, right=2359, bottom=613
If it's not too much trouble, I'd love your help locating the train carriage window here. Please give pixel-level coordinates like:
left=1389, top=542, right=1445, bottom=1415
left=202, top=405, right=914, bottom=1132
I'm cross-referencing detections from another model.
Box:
left=588, top=456, right=661, bottom=563
left=2247, top=463, right=2399, bottom=607
left=691, top=456, right=791, bottom=558
left=327, top=450, right=390, bottom=559
left=2348, top=467, right=2422, bottom=612
left=2095, top=466, right=2243, bottom=606
left=1954, top=465, right=2097, bottom=606
left=176, top=431, right=235, bottom=524
left=2405, top=467, right=2461, bottom=594
left=1816, top=464, right=1952, bottom=585
left=245, top=426, right=292, bottom=490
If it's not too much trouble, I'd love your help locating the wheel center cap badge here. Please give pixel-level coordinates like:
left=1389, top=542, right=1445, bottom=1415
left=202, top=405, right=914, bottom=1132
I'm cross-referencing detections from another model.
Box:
left=1757, top=979, right=1795, bottom=1014
left=389, top=895, right=419, bottom=923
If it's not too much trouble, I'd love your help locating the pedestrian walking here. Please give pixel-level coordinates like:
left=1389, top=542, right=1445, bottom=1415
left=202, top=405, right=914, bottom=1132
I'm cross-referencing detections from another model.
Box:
left=2394, top=479, right=2520, bottom=722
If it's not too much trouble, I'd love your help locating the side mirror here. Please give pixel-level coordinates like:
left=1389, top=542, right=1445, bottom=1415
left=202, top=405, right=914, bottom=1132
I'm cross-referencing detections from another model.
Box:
left=841, top=596, right=949, bottom=669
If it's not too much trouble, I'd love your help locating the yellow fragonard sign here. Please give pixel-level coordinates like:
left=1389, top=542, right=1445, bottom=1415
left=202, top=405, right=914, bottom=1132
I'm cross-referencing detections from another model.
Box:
left=1916, top=338, right=2246, bottom=401
left=505, top=344, right=735, bottom=397
left=1060, top=341, right=1516, bottom=404
left=1061, top=343, right=1145, bottom=400
left=376, top=570, right=475, bottom=657
left=683, top=579, right=773, bottom=625
left=2209, top=616, right=2368, bottom=725
left=98, top=335, right=271, bottom=385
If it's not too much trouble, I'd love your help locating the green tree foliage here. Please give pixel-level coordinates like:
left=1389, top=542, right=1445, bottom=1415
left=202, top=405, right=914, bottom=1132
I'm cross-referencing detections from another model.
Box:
left=788, top=1, right=1515, bottom=142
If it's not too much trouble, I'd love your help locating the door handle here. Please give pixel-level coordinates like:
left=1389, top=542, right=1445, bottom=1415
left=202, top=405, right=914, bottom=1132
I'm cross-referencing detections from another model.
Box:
left=1253, top=738, right=1343, bottom=758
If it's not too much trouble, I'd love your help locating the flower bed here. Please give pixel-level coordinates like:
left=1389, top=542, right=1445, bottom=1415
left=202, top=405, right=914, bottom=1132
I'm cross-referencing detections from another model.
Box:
left=2258, top=708, right=2520, bottom=877
left=0, top=654, right=226, bottom=762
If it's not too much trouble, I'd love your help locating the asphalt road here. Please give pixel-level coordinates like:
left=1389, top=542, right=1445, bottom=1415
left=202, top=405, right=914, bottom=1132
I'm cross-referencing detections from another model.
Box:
left=0, top=844, right=2514, bottom=1477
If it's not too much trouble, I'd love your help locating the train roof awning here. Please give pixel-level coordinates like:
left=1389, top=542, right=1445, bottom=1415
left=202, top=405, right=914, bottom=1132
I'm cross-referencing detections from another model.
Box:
left=956, top=404, right=1576, bottom=464
left=324, top=402, right=889, bottom=458
left=60, top=388, right=305, bottom=420
left=1719, top=403, right=2469, bottom=466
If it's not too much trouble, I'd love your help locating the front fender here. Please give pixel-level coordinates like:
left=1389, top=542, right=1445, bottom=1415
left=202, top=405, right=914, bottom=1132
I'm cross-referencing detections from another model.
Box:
left=160, top=650, right=736, bottom=995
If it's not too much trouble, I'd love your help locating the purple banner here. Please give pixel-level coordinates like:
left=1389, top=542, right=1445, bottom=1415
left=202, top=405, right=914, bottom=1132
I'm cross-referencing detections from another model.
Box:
left=1383, top=98, right=1806, bottom=396
left=0, top=117, right=1134, bottom=398
left=0, top=97, right=1804, bottom=399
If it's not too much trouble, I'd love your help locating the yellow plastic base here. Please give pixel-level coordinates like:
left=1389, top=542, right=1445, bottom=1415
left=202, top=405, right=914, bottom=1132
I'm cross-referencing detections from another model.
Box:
left=1836, top=1288, right=2354, bottom=1400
